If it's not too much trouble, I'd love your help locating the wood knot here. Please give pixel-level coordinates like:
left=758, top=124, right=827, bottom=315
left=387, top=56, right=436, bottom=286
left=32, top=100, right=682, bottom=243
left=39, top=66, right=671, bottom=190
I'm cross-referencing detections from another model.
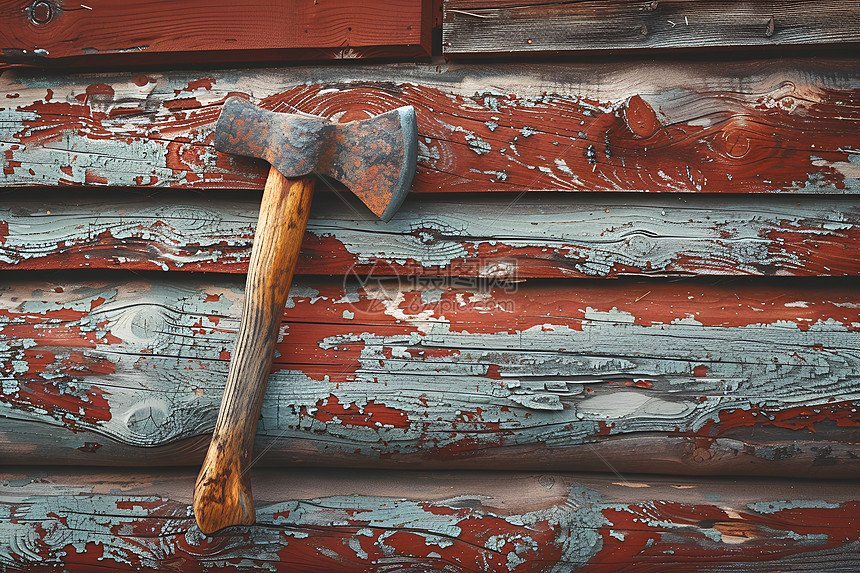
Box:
left=622, top=95, right=660, bottom=139
left=538, top=475, right=556, bottom=489
left=113, top=305, right=165, bottom=345
left=625, top=235, right=656, bottom=257
left=124, top=399, right=170, bottom=442
left=721, top=129, right=751, bottom=159
left=29, top=0, right=53, bottom=25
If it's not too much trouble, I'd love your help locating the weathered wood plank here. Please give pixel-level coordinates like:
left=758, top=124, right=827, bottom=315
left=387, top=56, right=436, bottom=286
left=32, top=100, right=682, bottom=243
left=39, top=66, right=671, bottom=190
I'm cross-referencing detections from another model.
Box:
left=443, top=0, right=860, bottom=56
left=2, top=58, right=858, bottom=193
left=2, top=190, right=859, bottom=277
left=1, top=467, right=858, bottom=572
left=1, top=275, right=857, bottom=476
left=0, top=0, right=432, bottom=67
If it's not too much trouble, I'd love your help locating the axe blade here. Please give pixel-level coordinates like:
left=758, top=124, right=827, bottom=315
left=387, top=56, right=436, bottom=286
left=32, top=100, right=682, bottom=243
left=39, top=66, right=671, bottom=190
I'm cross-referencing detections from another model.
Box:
left=214, top=97, right=417, bottom=222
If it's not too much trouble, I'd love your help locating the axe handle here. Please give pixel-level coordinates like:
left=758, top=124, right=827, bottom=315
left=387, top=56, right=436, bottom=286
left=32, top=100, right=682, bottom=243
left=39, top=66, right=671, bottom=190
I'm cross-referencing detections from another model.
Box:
left=193, top=166, right=314, bottom=534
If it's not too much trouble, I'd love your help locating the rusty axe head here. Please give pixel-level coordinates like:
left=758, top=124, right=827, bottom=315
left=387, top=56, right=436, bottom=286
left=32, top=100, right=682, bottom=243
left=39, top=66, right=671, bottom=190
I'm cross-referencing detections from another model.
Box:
left=213, top=96, right=417, bottom=221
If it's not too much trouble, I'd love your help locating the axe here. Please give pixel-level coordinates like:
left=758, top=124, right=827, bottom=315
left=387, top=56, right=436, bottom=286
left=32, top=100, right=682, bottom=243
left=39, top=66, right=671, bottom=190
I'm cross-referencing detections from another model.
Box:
left=193, top=96, right=417, bottom=534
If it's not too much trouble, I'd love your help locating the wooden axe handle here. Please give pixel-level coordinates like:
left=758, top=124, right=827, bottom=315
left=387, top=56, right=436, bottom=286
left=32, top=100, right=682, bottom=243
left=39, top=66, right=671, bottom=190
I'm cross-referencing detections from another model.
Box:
left=193, top=166, right=314, bottom=534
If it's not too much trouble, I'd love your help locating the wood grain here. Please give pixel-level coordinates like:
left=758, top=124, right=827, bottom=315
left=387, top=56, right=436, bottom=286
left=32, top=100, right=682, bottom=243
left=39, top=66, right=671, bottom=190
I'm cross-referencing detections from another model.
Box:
left=1, top=190, right=859, bottom=277
left=1, top=274, right=857, bottom=476
left=1, top=467, right=858, bottom=572
left=2, top=58, right=859, bottom=194
left=443, top=0, right=860, bottom=56
left=195, top=171, right=314, bottom=534
left=0, top=0, right=432, bottom=67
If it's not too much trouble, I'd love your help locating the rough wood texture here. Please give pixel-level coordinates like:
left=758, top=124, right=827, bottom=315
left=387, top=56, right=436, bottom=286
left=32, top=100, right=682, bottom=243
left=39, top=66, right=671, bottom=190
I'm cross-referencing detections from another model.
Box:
left=0, top=0, right=431, bottom=67
left=195, top=171, right=314, bottom=534
left=443, top=0, right=860, bottom=56
left=1, top=190, right=860, bottom=277
left=2, top=58, right=859, bottom=194
left=1, top=467, right=858, bottom=572
left=1, top=275, right=857, bottom=476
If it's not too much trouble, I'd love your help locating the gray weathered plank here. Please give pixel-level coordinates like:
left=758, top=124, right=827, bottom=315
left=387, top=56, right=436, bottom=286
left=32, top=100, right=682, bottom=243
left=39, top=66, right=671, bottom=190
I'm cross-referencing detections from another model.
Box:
left=1, top=275, right=857, bottom=475
left=1, top=190, right=859, bottom=277
left=2, top=58, right=858, bottom=193
left=1, top=467, right=858, bottom=572
left=443, top=1, right=860, bottom=55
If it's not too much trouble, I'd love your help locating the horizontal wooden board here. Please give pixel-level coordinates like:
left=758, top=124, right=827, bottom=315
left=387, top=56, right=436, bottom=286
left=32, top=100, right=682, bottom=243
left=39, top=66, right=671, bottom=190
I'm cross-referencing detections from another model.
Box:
left=1, top=190, right=859, bottom=277
left=2, top=58, right=859, bottom=193
left=1, top=467, right=858, bottom=572
left=0, top=0, right=431, bottom=67
left=443, top=0, right=860, bottom=56
left=1, top=275, right=857, bottom=476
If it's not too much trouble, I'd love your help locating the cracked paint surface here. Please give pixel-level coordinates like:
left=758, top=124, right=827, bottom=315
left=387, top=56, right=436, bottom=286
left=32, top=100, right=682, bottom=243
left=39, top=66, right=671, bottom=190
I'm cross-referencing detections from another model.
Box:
left=0, top=191, right=858, bottom=278
left=1, top=276, right=857, bottom=475
left=0, top=468, right=857, bottom=572
left=1, top=59, right=858, bottom=194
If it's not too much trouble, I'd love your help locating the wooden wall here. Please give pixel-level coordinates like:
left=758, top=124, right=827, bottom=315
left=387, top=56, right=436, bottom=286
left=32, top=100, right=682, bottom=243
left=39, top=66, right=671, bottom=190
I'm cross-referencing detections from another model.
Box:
left=0, top=0, right=434, bottom=66
left=2, top=468, right=858, bottom=572
left=2, top=59, right=859, bottom=194
left=1, top=0, right=859, bottom=570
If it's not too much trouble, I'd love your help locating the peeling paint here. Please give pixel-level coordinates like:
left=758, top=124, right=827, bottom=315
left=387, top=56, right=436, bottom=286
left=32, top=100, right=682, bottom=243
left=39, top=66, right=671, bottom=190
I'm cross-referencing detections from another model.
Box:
left=1, top=60, right=858, bottom=194
left=747, top=499, right=841, bottom=514
left=2, top=469, right=856, bottom=571
left=1, top=276, right=857, bottom=474
left=8, top=191, right=855, bottom=277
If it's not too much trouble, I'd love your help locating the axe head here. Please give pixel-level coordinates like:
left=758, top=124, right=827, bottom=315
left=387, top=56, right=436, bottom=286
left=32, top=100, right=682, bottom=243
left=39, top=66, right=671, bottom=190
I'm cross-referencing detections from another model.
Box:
left=213, top=96, right=417, bottom=222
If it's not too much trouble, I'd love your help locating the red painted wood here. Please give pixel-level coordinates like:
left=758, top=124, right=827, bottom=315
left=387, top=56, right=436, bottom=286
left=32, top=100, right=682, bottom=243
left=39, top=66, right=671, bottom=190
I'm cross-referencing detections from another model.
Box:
left=1, top=467, right=858, bottom=572
left=2, top=59, right=858, bottom=194
left=1, top=191, right=859, bottom=277
left=1, top=276, right=857, bottom=475
left=0, top=0, right=432, bottom=68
